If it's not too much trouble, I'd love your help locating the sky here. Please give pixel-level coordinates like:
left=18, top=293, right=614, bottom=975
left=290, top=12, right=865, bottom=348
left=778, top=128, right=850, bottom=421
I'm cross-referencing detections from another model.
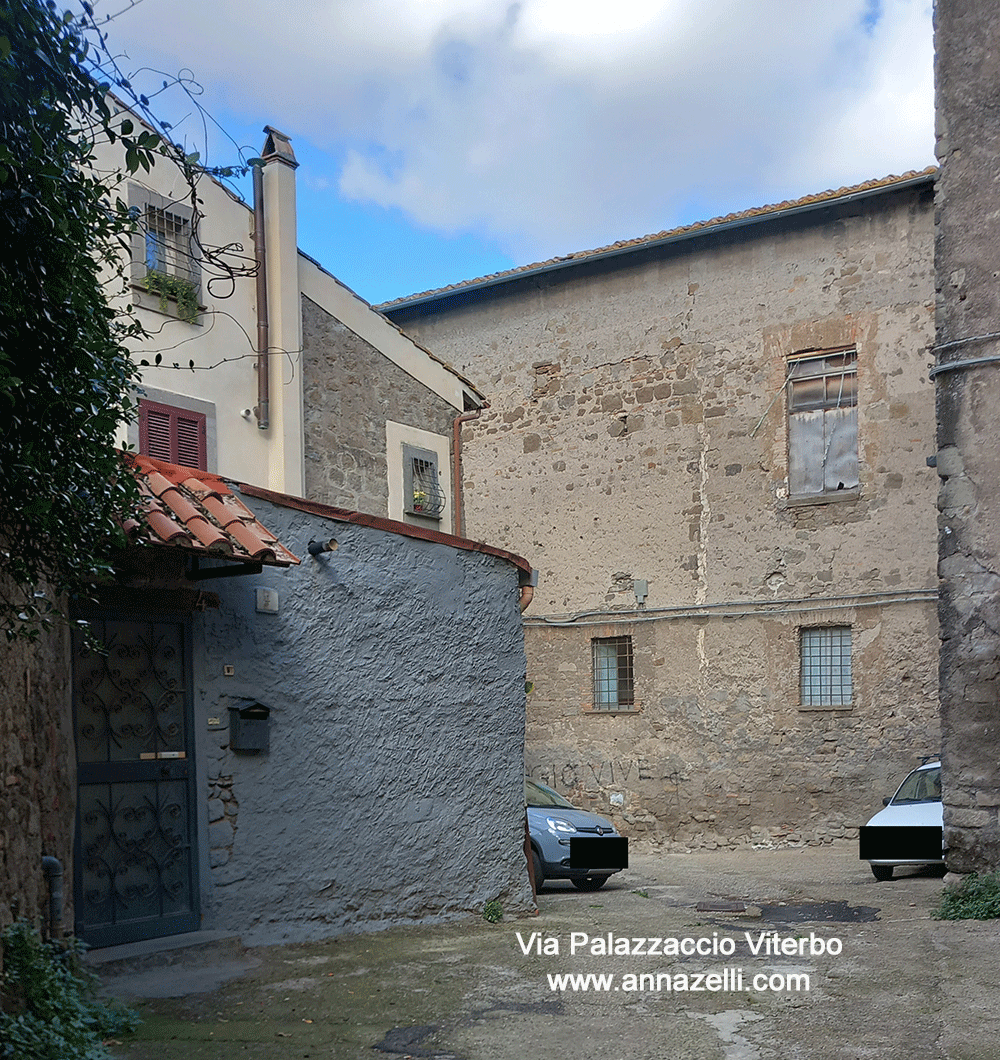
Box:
left=95, top=0, right=935, bottom=307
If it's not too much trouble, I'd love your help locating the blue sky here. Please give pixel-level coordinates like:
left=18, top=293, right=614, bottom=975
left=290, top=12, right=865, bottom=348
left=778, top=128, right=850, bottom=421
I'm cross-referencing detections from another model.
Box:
left=97, top=0, right=934, bottom=307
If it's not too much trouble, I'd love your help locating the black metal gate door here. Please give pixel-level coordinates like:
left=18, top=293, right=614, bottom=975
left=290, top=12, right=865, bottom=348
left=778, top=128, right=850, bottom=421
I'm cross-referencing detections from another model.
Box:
left=73, top=616, right=199, bottom=947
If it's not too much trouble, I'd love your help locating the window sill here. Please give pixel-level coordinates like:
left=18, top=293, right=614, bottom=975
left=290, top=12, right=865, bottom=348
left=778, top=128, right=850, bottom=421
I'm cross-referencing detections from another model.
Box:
left=583, top=704, right=642, bottom=715
left=785, top=488, right=861, bottom=508
left=131, top=283, right=205, bottom=324
left=797, top=703, right=853, bottom=712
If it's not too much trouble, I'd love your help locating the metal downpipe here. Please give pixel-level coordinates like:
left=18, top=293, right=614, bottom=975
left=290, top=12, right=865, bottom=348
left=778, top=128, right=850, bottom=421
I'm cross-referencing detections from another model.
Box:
left=41, top=856, right=63, bottom=940
left=452, top=402, right=488, bottom=537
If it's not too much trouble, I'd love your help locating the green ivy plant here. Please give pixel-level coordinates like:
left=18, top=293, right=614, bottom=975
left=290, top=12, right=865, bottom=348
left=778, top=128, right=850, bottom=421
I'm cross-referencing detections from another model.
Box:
left=0, top=921, right=140, bottom=1059
left=0, top=1, right=160, bottom=640
left=143, top=269, right=199, bottom=323
left=0, top=1, right=251, bottom=640
left=933, top=871, right=1000, bottom=920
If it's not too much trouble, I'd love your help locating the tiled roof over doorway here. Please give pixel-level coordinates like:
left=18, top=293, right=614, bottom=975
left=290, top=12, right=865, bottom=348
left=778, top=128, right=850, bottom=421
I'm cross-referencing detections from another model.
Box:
left=123, top=454, right=300, bottom=567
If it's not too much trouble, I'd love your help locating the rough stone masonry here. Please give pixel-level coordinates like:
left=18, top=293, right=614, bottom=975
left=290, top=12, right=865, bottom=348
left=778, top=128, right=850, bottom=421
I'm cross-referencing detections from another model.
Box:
left=385, top=175, right=941, bottom=852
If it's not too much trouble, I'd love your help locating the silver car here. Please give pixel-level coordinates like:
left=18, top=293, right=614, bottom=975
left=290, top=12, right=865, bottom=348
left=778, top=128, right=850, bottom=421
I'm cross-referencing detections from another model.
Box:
left=859, top=759, right=944, bottom=881
left=526, top=779, right=627, bottom=891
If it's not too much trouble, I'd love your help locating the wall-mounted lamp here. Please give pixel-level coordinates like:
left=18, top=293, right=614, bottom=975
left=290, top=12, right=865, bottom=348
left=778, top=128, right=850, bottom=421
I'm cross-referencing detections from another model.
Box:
left=307, top=538, right=339, bottom=556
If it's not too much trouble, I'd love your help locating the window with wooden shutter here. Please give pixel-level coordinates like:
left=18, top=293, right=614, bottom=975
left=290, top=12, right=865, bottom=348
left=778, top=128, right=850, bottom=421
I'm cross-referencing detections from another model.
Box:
left=787, top=349, right=858, bottom=498
left=139, top=399, right=207, bottom=470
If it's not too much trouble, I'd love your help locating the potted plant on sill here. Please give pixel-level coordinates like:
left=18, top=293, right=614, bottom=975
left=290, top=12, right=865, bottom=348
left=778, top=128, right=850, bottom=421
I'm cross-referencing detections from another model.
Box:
left=144, top=269, right=199, bottom=323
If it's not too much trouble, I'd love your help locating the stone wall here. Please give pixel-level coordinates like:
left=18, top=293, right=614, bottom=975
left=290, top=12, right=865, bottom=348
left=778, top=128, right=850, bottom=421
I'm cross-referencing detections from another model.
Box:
left=524, top=601, right=938, bottom=850
left=301, top=293, right=457, bottom=515
left=386, top=182, right=941, bottom=848
left=0, top=615, right=74, bottom=934
left=193, top=492, right=532, bottom=943
left=934, top=0, right=1000, bottom=871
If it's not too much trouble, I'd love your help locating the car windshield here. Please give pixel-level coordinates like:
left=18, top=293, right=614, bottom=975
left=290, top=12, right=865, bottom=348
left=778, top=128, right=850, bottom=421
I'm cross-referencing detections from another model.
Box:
left=525, top=780, right=575, bottom=809
left=892, top=765, right=941, bottom=803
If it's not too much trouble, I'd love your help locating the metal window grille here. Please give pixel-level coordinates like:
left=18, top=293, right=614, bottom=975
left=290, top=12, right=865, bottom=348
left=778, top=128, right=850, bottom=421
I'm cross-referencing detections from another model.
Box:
left=800, top=626, right=852, bottom=706
left=145, top=204, right=193, bottom=281
left=408, top=456, right=446, bottom=516
left=592, top=636, right=635, bottom=710
left=787, top=350, right=859, bottom=496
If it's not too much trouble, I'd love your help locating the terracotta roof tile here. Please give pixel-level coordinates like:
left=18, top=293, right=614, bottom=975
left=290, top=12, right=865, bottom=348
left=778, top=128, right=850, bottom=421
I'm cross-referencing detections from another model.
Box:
left=378, top=168, right=938, bottom=309
left=126, top=454, right=300, bottom=567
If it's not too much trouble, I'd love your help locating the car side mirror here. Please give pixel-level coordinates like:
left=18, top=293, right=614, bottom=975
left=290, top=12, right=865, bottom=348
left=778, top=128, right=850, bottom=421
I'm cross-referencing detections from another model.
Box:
left=882, top=796, right=892, bottom=806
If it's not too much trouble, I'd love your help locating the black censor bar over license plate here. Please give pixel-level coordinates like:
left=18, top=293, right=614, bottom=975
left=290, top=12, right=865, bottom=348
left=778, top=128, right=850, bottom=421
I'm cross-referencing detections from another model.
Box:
left=570, top=836, right=628, bottom=870
left=858, top=826, right=943, bottom=861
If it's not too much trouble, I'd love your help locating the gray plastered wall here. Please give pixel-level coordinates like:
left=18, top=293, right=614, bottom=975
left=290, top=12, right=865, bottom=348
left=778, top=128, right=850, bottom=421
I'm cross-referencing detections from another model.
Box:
left=192, top=493, right=531, bottom=943
left=386, top=182, right=941, bottom=849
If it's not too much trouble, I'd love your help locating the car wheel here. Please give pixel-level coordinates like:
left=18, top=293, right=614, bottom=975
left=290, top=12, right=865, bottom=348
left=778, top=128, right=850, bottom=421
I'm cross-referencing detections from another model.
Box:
left=531, top=849, right=544, bottom=891
left=572, top=876, right=609, bottom=891
left=871, top=864, right=894, bottom=882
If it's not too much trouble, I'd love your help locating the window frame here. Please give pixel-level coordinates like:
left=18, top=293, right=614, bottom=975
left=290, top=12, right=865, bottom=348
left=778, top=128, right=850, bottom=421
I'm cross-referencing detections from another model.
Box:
left=591, top=636, right=636, bottom=712
left=128, top=184, right=201, bottom=319
left=402, top=443, right=446, bottom=520
left=799, top=626, right=853, bottom=709
left=786, top=348, right=859, bottom=502
left=138, top=398, right=208, bottom=471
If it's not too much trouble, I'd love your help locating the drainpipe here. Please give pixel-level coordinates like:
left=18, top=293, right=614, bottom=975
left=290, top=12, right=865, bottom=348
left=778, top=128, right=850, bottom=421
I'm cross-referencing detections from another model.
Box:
left=41, top=856, right=63, bottom=940
left=520, top=570, right=538, bottom=613
left=251, top=161, right=269, bottom=430
left=452, top=402, right=489, bottom=537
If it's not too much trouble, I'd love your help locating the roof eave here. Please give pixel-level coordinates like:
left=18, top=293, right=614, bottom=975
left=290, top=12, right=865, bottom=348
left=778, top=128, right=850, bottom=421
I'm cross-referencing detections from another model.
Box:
left=383, top=171, right=937, bottom=314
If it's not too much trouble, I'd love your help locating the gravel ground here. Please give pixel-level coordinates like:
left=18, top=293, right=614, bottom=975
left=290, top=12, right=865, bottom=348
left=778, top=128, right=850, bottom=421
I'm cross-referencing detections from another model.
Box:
left=98, top=843, right=1000, bottom=1060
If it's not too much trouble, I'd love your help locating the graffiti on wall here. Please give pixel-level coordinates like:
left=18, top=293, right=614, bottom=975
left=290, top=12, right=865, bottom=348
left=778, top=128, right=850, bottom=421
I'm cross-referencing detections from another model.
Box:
left=528, top=758, right=660, bottom=790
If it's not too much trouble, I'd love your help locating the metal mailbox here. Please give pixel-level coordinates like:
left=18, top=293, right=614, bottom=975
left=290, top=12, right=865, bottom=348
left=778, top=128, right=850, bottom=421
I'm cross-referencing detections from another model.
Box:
left=228, top=704, right=270, bottom=753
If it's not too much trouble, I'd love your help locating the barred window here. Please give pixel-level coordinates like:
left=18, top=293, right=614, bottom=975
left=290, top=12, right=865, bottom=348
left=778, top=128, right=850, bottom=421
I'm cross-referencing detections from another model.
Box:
left=592, top=636, right=635, bottom=710
left=800, top=626, right=852, bottom=707
left=402, top=443, right=446, bottom=519
left=128, top=184, right=200, bottom=320
left=145, top=203, right=194, bottom=282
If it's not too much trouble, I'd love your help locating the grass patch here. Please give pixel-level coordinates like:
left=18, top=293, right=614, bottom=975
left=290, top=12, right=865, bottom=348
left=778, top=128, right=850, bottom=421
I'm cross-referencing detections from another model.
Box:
left=482, top=900, right=503, bottom=923
left=933, top=871, right=1000, bottom=920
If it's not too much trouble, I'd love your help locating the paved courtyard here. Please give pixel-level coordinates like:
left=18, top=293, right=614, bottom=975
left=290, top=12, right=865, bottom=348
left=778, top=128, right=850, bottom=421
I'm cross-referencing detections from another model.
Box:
left=98, top=843, right=1000, bottom=1060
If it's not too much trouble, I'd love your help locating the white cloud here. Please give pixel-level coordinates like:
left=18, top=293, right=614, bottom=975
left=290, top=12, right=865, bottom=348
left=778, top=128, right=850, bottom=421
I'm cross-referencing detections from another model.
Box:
left=102, top=0, right=935, bottom=261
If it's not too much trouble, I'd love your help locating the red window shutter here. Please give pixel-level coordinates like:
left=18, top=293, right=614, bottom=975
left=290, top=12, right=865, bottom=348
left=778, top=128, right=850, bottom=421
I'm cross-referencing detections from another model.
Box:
left=138, top=399, right=207, bottom=470
left=142, top=405, right=173, bottom=462
left=175, top=414, right=205, bottom=469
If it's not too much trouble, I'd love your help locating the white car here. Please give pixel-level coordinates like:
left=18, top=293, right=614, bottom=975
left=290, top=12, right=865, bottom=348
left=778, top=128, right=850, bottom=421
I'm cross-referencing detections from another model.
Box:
left=859, top=759, right=944, bottom=881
